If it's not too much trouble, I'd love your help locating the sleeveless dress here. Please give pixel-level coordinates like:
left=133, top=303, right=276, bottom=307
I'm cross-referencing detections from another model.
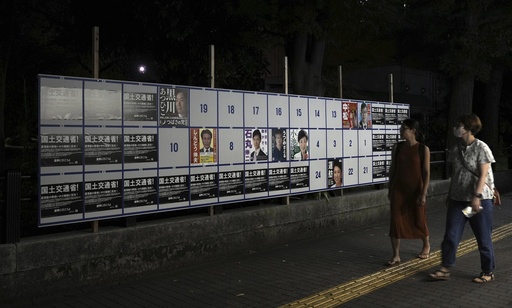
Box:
left=389, top=143, right=429, bottom=239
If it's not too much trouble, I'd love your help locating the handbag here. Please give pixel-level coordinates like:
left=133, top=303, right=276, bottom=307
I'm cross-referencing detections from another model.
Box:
left=458, top=146, right=501, bottom=206
left=493, top=187, right=502, bottom=206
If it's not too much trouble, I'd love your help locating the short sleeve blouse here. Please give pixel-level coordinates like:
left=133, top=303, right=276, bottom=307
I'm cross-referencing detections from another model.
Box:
left=448, top=139, right=495, bottom=201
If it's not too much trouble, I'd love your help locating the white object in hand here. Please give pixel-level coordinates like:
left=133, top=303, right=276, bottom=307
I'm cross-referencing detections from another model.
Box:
left=462, top=206, right=483, bottom=218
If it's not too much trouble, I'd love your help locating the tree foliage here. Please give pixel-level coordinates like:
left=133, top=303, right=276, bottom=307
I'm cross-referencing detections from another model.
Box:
left=2, top=0, right=512, bottom=172
left=405, top=0, right=512, bottom=149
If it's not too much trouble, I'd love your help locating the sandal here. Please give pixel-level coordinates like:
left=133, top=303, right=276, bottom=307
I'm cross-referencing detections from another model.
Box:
left=429, top=269, right=450, bottom=280
left=472, top=272, right=495, bottom=283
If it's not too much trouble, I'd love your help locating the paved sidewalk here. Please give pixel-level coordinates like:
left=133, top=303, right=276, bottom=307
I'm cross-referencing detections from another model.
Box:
left=4, top=194, right=512, bottom=308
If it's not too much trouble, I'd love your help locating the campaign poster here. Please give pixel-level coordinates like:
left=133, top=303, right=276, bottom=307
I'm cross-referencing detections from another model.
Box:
left=371, top=104, right=386, bottom=126
left=373, top=158, right=387, bottom=181
left=123, top=87, right=158, bottom=122
left=40, top=178, right=83, bottom=221
left=40, top=133, right=83, bottom=167
left=123, top=175, right=158, bottom=210
left=123, top=133, right=158, bottom=164
left=245, top=128, right=269, bottom=162
left=290, top=129, right=309, bottom=161
left=190, top=128, right=217, bottom=164
left=270, top=128, right=287, bottom=162
left=397, top=106, right=409, bottom=125
left=244, top=168, right=268, bottom=194
left=385, top=132, right=399, bottom=151
left=159, top=86, right=189, bottom=127
left=385, top=156, right=392, bottom=178
left=342, top=101, right=358, bottom=129
left=385, top=107, right=398, bottom=125
left=358, top=102, right=372, bottom=130
left=84, top=81, right=122, bottom=124
left=84, top=133, right=122, bottom=165
left=190, top=172, right=218, bottom=200
left=84, top=178, right=123, bottom=214
left=372, top=133, right=386, bottom=152
left=218, top=170, right=244, bottom=197
left=328, top=158, right=343, bottom=188
left=158, top=174, right=190, bottom=206
left=268, top=167, right=289, bottom=191
left=40, top=78, right=83, bottom=125
left=290, top=165, right=309, bottom=189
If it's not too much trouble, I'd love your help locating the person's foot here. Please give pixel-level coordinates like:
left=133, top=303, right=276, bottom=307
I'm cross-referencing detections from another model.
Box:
left=386, top=258, right=401, bottom=266
left=472, top=272, right=495, bottom=283
left=418, top=247, right=431, bottom=259
left=429, top=268, right=450, bottom=280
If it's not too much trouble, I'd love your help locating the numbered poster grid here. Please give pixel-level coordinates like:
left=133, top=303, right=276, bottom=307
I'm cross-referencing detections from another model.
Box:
left=38, top=75, right=409, bottom=226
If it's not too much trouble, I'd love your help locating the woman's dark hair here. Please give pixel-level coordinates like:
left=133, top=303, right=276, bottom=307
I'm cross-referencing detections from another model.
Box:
left=333, top=160, right=342, bottom=171
left=402, top=118, right=419, bottom=131
left=457, top=113, right=482, bottom=135
left=402, top=118, right=425, bottom=143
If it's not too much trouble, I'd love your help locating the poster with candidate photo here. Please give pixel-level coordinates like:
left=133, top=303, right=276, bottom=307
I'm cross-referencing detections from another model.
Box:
left=270, top=128, right=287, bottom=162
left=342, top=101, right=358, bottom=129
left=245, top=128, right=269, bottom=162
left=289, top=129, right=309, bottom=161
left=328, top=158, right=343, bottom=188
left=358, top=102, right=372, bottom=130
left=159, top=87, right=189, bottom=127
left=190, top=128, right=217, bottom=164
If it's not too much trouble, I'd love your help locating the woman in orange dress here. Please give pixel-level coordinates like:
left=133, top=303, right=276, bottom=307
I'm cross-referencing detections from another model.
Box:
left=387, top=119, right=431, bottom=266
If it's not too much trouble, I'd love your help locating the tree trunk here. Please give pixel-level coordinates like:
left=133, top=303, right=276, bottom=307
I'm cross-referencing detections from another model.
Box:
left=286, top=32, right=325, bottom=96
left=480, top=63, right=504, bottom=151
left=446, top=74, right=475, bottom=148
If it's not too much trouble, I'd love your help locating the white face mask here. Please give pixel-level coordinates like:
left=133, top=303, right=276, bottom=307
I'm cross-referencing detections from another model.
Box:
left=453, top=126, right=468, bottom=138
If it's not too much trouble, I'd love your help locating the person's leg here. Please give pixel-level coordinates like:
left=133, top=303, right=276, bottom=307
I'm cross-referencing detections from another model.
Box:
left=388, top=237, right=401, bottom=265
left=469, top=199, right=495, bottom=274
left=431, top=200, right=468, bottom=280
left=419, top=235, right=430, bottom=259
left=440, top=200, right=468, bottom=268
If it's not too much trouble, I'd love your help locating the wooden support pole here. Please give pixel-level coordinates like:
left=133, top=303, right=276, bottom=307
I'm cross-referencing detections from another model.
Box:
left=91, top=26, right=100, bottom=233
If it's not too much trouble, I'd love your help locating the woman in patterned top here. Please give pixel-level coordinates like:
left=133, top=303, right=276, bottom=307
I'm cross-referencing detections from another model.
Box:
left=430, top=114, right=496, bottom=283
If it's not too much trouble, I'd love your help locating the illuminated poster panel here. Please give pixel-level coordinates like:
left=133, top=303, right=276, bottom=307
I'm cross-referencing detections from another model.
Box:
left=218, top=166, right=244, bottom=202
left=84, top=172, right=123, bottom=219
left=124, top=84, right=158, bottom=126
left=40, top=126, right=83, bottom=174
left=38, top=75, right=410, bottom=226
left=40, top=174, right=83, bottom=225
left=158, top=169, right=189, bottom=209
left=84, top=128, right=122, bottom=170
left=371, top=103, right=386, bottom=128
left=190, top=166, right=218, bottom=205
left=40, top=78, right=83, bottom=126
left=84, top=81, right=122, bottom=126
left=159, top=86, right=188, bottom=127
left=123, top=170, right=158, bottom=214
left=372, top=156, right=387, bottom=183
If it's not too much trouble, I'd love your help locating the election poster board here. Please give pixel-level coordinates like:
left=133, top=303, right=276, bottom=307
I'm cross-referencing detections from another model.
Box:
left=38, top=75, right=409, bottom=226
